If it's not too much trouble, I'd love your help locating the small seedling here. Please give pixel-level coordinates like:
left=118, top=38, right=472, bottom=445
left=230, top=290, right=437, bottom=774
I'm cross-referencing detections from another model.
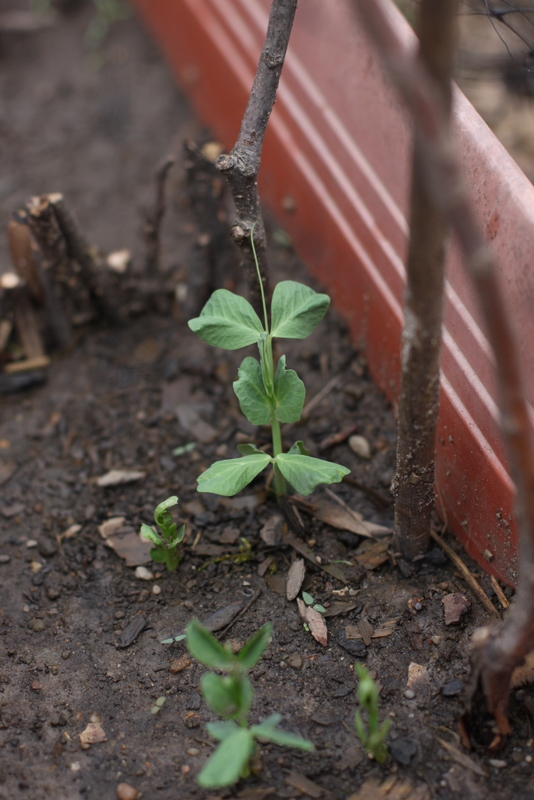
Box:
left=302, top=591, right=326, bottom=614
left=140, top=496, right=185, bottom=572
left=188, top=233, right=350, bottom=497
left=354, top=663, right=391, bottom=764
left=186, top=619, right=313, bottom=788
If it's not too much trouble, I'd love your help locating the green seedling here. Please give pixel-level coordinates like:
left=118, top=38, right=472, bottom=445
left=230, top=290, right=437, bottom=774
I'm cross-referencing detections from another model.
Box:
left=354, top=663, right=391, bottom=764
left=140, top=496, right=185, bottom=572
left=302, top=591, right=327, bottom=614
left=186, top=619, right=313, bottom=788
left=188, top=233, right=350, bottom=497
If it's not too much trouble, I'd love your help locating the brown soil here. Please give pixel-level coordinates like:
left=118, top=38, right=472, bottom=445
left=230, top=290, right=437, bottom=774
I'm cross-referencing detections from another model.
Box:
left=0, top=4, right=533, bottom=800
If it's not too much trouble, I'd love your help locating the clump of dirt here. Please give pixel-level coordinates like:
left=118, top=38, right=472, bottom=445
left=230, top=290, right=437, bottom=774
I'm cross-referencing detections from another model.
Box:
left=0, top=4, right=533, bottom=800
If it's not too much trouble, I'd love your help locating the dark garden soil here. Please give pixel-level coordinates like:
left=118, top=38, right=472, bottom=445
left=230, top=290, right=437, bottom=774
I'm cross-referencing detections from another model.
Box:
left=1, top=4, right=534, bottom=800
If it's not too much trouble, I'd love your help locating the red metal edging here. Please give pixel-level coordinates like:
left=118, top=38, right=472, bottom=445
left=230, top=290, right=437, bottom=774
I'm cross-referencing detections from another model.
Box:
left=131, top=0, right=534, bottom=587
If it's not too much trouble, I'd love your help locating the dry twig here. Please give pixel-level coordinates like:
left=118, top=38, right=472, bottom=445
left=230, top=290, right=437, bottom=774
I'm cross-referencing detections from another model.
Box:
left=354, top=0, right=534, bottom=743
left=216, top=0, right=298, bottom=313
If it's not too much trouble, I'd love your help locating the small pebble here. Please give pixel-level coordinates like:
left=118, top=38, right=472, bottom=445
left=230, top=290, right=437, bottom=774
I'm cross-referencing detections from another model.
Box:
left=29, top=560, right=43, bottom=573
left=348, top=434, right=372, bottom=459
left=135, top=566, right=154, bottom=581
left=136, top=589, right=149, bottom=603
left=0, top=555, right=11, bottom=564
left=28, top=618, right=45, bottom=632
left=38, top=537, right=58, bottom=558
left=489, top=759, right=507, bottom=769
left=152, top=584, right=161, bottom=595
left=181, top=765, right=191, bottom=775
left=525, top=755, right=533, bottom=764
left=441, top=677, right=464, bottom=697
left=61, top=651, right=71, bottom=660
left=116, top=783, right=139, bottom=800
left=169, top=655, right=191, bottom=674
left=404, top=689, right=415, bottom=700
left=288, top=654, right=303, bottom=670
left=187, top=747, right=200, bottom=757
left=26, top=539, right=38, bottom=548
left=47, top=587, right=61, bottom=600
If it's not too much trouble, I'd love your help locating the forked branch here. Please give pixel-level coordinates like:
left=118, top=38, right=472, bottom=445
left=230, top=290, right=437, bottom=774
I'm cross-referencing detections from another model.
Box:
left=353, top=0, right=534, bottom=742
left=216, top=0, right=297, bottom=314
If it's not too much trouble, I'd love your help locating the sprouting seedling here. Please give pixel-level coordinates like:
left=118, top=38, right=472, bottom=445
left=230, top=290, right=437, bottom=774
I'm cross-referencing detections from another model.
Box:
left=140, top=496, right=185, bottom=572
left=186, top=619, right=313, bottom=789
left=354, top=663, right=391, bottom=764
left=187, top=231, right=350, bottom=497
left=302, top=591, right=327, bottom=614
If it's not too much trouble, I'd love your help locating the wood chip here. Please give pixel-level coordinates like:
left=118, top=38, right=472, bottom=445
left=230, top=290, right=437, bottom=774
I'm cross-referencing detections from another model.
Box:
left=287, top=558, right=306, bottom=601
left=322, top=600, right=360, bottom=618
left=117, top=616, right=146, bottom=648
left=285, top=771, right=323, bottom=798
left=437, top=738, right=487, bottom=777
left=490, top=575, right=510, bottom=609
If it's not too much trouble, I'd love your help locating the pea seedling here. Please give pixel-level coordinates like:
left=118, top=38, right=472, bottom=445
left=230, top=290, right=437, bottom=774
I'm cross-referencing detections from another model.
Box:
left=140, top=496, right=185, bottom=572
left=354, top=663, right=391, bottom=764
left=188, top=235, right=350, bottom=496
left=186, top=619, right=313, bottom=788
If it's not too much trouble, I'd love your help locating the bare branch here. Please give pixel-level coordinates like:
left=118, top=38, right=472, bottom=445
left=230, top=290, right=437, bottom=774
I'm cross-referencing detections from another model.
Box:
left=392, top=0, right=458, bottom=561
left=353, top=0, right=534, bottom=741
left=143, top=154, right=176, bottom=274
left=216, top=0, right=298, bottom=313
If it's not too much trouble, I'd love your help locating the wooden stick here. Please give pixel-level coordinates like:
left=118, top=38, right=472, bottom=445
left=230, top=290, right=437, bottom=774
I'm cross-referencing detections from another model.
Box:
left=354, top=0, right=534, bottom=742
left=144, top=154, right=176, bottom=273
left=216, top=0, right=298, bottom=313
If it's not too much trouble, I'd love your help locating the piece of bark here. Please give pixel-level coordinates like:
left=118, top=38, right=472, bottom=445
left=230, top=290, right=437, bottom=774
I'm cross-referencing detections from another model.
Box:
left=286, top=558, right=306, bottom=601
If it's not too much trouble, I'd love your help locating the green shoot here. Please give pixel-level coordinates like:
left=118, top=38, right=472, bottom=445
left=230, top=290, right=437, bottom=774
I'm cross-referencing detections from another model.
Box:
left=186, top=620, right=313, bottom=788
left=187, top=232, right=349, bottom=497
left=354, top=663, right=391, bottom=764
left=140, top=496, right=185, bottom=572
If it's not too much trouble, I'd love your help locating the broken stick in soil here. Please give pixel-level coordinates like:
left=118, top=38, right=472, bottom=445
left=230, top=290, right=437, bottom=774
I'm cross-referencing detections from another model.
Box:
left=143, top=153, right=176, bottom=273
left=354, top=0, right=534, bottom=744
left=216, top=0, right=298, bottom=314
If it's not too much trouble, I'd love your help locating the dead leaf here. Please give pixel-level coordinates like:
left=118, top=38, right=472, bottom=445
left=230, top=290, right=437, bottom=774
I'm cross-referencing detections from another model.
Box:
left=79, top=721, right=107, bottom=745
left=260, top=515, right=284, bottom=546
left=323, top=600, right=360, bottom=617
left=354, top=539, right=390, bottom=570
left=297, top=598, right=328, bottom=647
left=257, top=556, right=275, bottom=577
left=357, top=617, right=374, bottom=646
left=99, top=518, right=151, bottom=567
left=264, top=573, right=287, bottom=596
left=176, top=404, right=218, bottom=443
left=437, top=738, right=487, bottom=777
left=97, top=470, right=146, bottom=487
left=285, top=771, right=323, bottom=798
left=347, top=776, right=431, bottom=800
left=286, top=559, right=306, bottom=601
left=117, top=616, right=146, bottom=648
left=309, top=497, right=391, bottom=538
left=345, top=616, right=400, bottom=641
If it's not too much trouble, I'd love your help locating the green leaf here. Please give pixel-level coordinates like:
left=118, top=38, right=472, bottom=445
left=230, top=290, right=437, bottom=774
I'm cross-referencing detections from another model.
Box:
left=270, top=281, right=330, bottom=340
left=140, top=524, right=161, bottom=547
left=197, top=453, right=272, bottom=496
left=188, top=290, right=264, bottom=350
left=197, top=728, right=254, bottom=788
left=237, top=443, right=264, bottom=456
left=302, top=592, right=314, bottom=606
left=288, top=440, right=310, bottom=456
left=206, top=720, right=239, bottom=742
left=251, top=719, right=314, bottom=751
left=186, top=620, right=234, bottom=670
left=149, top=546, right=167, bottom=563
left=201, top=673, right=251, bottom=720
left=274, top=454, right=350, bottom=495
left=233, top=357, right=273, bottom=425
left=273, top=356, right=305, bottom=423
left=236, top=623, right=272, bottom=669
